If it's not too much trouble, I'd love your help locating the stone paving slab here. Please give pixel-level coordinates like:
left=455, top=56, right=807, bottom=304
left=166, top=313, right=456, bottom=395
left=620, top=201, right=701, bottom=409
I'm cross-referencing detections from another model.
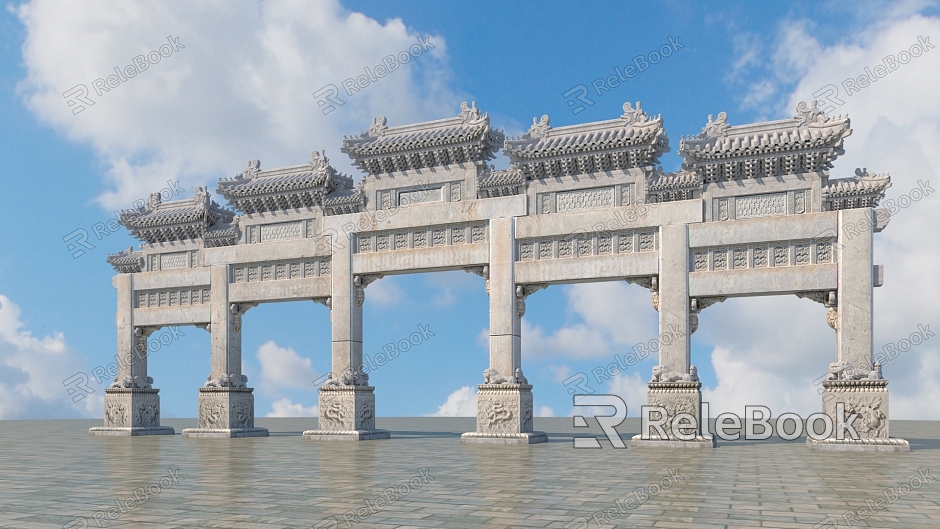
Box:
left=0, top=418, right=937, bottom=528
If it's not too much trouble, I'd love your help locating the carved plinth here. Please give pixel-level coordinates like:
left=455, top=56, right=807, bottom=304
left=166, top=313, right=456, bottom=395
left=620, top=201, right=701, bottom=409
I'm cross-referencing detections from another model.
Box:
left=89, top=388, right=174, bottom=436
left=302, top=386, right=389, bottom=441
left=461, top=384, right=547, bottom=444
left=806, top=380, right=909, bottom=452
left=631, top=382, right=714, bottom=448
left=181, top=387, right=268, bottom=438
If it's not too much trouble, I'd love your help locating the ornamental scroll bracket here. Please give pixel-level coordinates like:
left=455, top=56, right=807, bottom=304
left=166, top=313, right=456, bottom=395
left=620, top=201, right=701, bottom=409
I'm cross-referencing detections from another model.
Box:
left=689, top=297, right=727, bottom=334
left=626, top=275, right=659, bottom=311
left=354, top=274, right=384, bottom=306
left=795, top=290, right=838, bottom=330
left=515, top=283, right=548, bottom=318
left=229, top=302, right=259, bottom=332
left=465, top=266, right=490, bottom=295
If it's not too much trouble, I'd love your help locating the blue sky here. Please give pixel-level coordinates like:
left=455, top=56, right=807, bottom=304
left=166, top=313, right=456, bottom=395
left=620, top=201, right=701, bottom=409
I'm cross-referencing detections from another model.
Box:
left=1, top=0, right=939, bottom=420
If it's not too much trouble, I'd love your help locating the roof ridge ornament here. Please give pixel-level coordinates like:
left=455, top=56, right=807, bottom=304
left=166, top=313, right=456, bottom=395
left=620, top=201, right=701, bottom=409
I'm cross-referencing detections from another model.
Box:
left=458, top=101, right=483, bottom=122
left=365, top=116, right=388, bottom=138
left=310, top=149, right=330, bottom=170
left=620, top=101, right=649, bottom=126
left=235, top=160, right=260, bottom=181
left=146, top=192, right=161, bottom=210
left=699, top=112, right=730, bottom=139
left=523, top=115, right=551, bottom=139
left=794, top=100, right=830, bottom=127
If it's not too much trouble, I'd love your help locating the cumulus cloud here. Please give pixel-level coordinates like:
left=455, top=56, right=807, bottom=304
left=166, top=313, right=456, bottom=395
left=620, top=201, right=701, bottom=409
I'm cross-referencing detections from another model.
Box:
left=0, top=295, right=101, bottom=419
left=427, top=386, right=476, bottom=417
left=365, top=277, right=406, bottom=306
left=255, top=341, right=318, bottom=395
left=702, top=13, right=940, bottom=419
left=267, top=398, right=317, bottom=417
left=16, top=0, right=462, bottom=209
left=522, top=282, right=658, bottom=361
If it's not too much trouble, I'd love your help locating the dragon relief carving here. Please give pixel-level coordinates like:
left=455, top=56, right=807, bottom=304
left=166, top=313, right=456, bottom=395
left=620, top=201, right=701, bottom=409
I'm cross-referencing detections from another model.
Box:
left=843, top=396, right=888, bottom=439
left=483, top=401, right=514, bottom=431
left=134, top=401, right=159, bottom=426
left=521, top=399, right=533, bottom=432
left=321, top=401, right=350, bottom=429
left=358, top=401, right=374, bottom=429
left=648, top=394, right=698, bottom=438
left=105, top=401, right=129, bottom=427
left=232, top=400, right=253, bottom=428
left=200, top=400, right=227, bottom=429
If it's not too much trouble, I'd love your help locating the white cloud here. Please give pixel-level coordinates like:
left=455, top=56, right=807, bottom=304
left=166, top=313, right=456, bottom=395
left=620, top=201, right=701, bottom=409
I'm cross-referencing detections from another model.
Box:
left=535, top=405, right=555, bottom=417
left=607, top=372, right=650, bottom=417
left=427, top=386, right=476, bottom=417
left=267, top=397, right=317, bottom=417
left=521, top=282, right=658, bottom=361
left=255, top=341, right=318, bottom=395
left=16, top=0, right=461, bottom=209
left=0, top=295, right=101, bottom=419
left=365, top=277, right=405, bottom=306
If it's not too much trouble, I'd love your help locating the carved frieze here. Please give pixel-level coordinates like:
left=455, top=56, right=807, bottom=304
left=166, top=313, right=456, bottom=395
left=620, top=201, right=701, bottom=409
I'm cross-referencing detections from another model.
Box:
left=691, top=239, right=835, bottom=272
left=517, top=229, right=656, bottom=262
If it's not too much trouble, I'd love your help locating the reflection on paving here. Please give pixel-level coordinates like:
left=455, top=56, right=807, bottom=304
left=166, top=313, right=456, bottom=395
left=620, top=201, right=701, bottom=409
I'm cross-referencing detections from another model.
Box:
left=0, top=418, right=938, bottom=528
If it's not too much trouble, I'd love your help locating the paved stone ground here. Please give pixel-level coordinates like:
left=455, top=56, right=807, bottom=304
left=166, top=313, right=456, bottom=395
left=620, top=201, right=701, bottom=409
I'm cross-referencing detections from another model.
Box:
left=0, top=418, right=938, bottom=528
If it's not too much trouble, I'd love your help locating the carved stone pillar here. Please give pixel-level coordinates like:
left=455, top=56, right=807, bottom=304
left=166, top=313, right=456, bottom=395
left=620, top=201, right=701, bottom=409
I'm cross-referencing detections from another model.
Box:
left=90, top=274, right=173, bottom=436
left=182, top=266, right=267, bottom=438
left=462, top=217, right=546, bottom=444
left=806, top=208, right=907, bottom=451
left=305, top=226, right=388, bottom=441
left=630, top=225, right=713, bottom=447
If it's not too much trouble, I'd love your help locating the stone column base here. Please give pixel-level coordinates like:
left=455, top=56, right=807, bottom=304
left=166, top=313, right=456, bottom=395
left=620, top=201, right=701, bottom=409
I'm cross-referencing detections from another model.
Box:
left=181, top=387, right=268, bottom=438
left=460, top=384, right=547, bottom=445
left=89, top=388, right=174, bottom=436
left=629, top=382, right=714, bottom=448
left=302, top=386, right=389, bottom=441
left=805, top=379, right=908, bottom=451
left=806, top=437, right=910, bottom=451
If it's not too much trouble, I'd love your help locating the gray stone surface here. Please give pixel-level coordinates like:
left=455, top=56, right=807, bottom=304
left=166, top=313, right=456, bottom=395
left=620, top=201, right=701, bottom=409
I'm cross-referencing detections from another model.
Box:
left=6, top=418, right=940, bottom=528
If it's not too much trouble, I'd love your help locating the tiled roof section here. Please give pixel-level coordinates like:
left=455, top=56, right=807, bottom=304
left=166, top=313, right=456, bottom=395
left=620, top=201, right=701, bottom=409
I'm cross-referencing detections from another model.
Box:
left=646, top=169, right=702, bottom=202
left=107, top=246, right=143, bottom=273
left=342, top=102, right=505, bottom=174
left=217, top=151, right=354, bottom=214
left=822, top=168, right=892, bottom=210
left=203, top=220, right=240, bottom=248
left=502, top=102, right=670, bottom=179
left=322, top=184, right=365, bottom=216
left=679, top=101, right=853, bottom=182
left=119, top=188, right=236, bottom=244
left=477, top=166, right=525, bottom=198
